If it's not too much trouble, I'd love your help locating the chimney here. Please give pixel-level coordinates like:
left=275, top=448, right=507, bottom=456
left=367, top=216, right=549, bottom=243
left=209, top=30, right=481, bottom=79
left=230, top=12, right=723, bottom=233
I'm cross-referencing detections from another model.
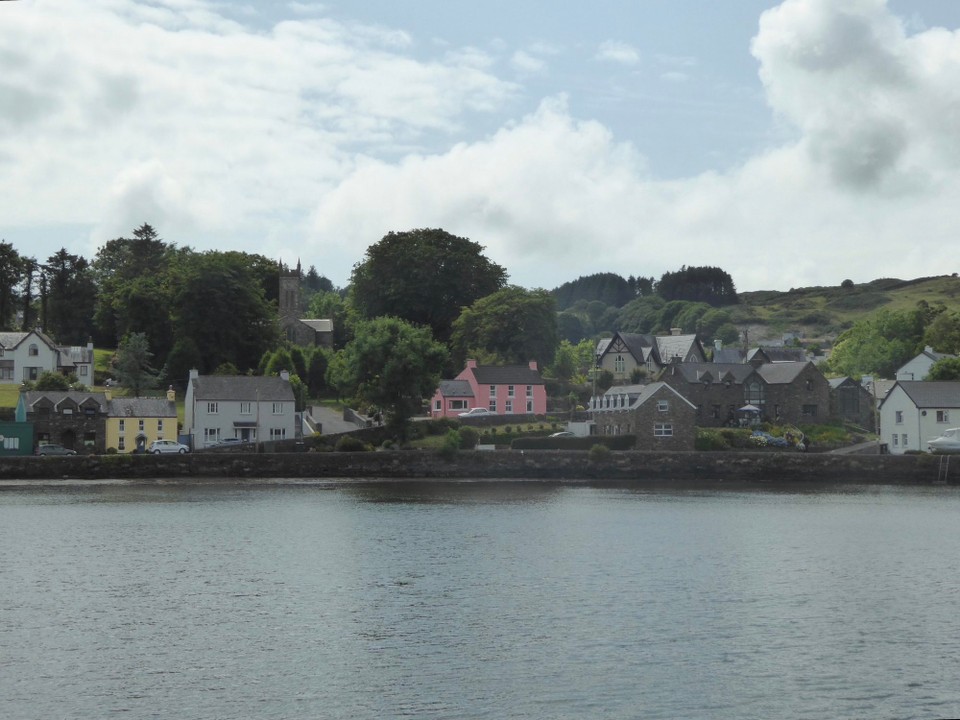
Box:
left=104, top=389, right=112, bottom=401
left=189, top=368, right=199, bottom=379
left=671, top=327, right=682, bottom=336
left=528, top=360, right=538, bottom=371
left=280, top=369, right=290, bottom=381
left=714, top=339, right=723, bottom=351
left=166, top=386, right=176, bottom=402
left=466, top=359, right=478, bottom=369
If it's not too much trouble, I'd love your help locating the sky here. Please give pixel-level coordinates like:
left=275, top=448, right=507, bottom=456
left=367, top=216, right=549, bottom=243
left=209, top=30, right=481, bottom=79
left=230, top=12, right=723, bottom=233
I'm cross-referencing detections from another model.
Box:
left=3, top=0, right=960, bottom=293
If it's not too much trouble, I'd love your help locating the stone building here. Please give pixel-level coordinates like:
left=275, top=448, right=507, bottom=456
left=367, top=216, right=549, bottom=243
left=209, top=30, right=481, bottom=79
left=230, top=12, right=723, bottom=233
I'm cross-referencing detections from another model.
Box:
left=659, top=359, right=831, bottom=428
left=278, top=260, right=333, bottom=347
left=16, top=390, right=109, bottom=453
left=589, top=382, right=697, bottom=450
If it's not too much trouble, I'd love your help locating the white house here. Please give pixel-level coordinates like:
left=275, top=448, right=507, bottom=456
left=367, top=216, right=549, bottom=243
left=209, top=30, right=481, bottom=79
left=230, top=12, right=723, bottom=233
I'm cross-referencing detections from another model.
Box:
left=878, top=381, right=960, bottom=454
left=0, top=331, right=95, bottom=385
left=183, top=369, right=297, bottom=448
left=896, top=346, right=955, bottom=381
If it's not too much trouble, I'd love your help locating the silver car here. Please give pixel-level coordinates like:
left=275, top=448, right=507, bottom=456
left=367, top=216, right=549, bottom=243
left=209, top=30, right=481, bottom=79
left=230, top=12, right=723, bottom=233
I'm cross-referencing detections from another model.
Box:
left=148, top=439, right=190, bottom=454
left=36, top=443, right=78, bottom=456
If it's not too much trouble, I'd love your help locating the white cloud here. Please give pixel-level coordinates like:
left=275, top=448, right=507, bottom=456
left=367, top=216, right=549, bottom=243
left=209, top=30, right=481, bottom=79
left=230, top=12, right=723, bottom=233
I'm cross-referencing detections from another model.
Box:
left=511, top=50, right=547, bottom=75
left=4, top=0, right=960, bottom=296
left=595, top=40, right=641, bottom=66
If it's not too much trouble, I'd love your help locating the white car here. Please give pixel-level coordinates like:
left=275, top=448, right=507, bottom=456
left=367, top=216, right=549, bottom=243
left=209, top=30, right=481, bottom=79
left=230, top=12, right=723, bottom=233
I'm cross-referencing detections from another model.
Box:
left=149, top=439, right=190, bottom=454
left=458, top=408, right=494, bottom=418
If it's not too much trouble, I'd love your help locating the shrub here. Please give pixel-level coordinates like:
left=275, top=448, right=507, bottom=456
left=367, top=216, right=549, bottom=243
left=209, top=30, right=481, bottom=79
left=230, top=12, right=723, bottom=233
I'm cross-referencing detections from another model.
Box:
left=439, top=429, right=461, bottom=460
left=589, top=444, right=611, bottom=462
left=335, top=435, right=370, bottom=452
left=458, top=426, right=479, bottom=449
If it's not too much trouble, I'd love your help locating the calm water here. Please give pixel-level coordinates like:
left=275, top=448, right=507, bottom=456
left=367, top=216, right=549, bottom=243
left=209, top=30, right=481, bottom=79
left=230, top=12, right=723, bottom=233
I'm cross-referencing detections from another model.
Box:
left=2, top=481, right=960, bottom=719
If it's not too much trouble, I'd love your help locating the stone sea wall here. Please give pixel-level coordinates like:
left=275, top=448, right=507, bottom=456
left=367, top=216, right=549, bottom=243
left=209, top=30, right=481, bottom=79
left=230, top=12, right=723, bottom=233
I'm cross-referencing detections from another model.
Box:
left=0, top=450, right=954, bottom=486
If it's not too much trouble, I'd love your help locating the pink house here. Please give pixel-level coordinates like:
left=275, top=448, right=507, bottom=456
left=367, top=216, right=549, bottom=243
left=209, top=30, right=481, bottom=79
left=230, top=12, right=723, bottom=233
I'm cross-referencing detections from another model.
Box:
left=431, top=360, right=548, bottom=418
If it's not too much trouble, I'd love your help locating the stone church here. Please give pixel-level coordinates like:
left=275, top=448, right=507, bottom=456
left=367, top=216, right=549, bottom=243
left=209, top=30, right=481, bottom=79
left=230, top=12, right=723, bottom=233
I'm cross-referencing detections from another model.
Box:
left=278, top=260, right=334, bottom=347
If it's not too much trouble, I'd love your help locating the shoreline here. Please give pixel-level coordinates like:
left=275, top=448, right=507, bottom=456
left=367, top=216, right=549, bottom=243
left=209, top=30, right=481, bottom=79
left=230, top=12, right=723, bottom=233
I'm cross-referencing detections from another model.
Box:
left=0, top=449, right=951, bottom=487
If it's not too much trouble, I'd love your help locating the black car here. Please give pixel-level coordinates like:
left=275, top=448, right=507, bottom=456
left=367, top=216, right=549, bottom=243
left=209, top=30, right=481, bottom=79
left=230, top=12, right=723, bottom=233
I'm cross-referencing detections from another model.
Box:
left=36, top=443, right=78, bottom=456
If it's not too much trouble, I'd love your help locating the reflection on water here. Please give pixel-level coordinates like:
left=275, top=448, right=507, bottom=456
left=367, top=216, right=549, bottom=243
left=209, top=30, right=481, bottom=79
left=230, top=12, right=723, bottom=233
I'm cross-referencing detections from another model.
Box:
left=2, top=482, right=960, bottom=720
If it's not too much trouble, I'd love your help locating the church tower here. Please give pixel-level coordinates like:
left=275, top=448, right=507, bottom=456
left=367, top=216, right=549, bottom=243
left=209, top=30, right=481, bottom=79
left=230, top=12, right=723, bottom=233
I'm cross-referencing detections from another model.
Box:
left=279, top=259, right=301, bottom=320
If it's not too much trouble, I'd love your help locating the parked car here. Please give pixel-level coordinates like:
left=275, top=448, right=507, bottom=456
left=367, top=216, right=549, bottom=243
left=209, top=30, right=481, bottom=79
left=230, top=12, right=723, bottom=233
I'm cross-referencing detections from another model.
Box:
left=35, top=443, right=77, bottom=456
left=149, top=439, right=190, bottom=454
left=458, top=408, right=494, bottom=418
left=214, top=438, right=248, bottom=447
left=550, top=431, right=574, bottom=437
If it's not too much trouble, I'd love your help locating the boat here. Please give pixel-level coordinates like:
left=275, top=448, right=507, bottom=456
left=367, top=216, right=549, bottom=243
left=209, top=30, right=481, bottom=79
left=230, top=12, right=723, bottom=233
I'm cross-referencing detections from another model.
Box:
left=927, top=428, right=960, bottom=453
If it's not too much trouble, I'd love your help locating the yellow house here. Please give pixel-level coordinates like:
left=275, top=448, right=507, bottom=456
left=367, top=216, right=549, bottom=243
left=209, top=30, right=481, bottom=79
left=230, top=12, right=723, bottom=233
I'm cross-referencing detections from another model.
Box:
left=105, top=388, right=178, bottom=453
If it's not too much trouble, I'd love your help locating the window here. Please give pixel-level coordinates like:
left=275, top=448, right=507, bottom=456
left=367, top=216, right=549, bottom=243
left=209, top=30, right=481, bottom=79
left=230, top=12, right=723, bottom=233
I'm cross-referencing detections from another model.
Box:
left=80, top=366, right=88, bottom=376
left=802, top=404, right=818, bottom=417
left=745, top=381, right=765, bottom=406
left=62, top=408, right=73, bottom=415
left=3, top=437, right=19, bottom=450
left=505, top=400, right=513, bottom=414
left=204, top=428, right=220, bottom=444
left=892, top=434, right=899, bottom=447
left=526, top=400, right=533, bottom=413
left=657, top=400, right=669, bottom=412
left=712, top=404, right=721, bottom=419
left=489, top=399, right=497, bottom=412
left=270, top=428, right=286, bottom=440
left=25, top=367, right=39, bottom=381
left=508, top=385, right=515, bottom=397
left=119, top=419, right=125, bottom=432
left=654, top=423, right=673, bottom=437
left=28, top=344, right=38, bottom=356
left=118, top=437, right=125, bottom=451
left=450, top=399, right=468, bottom=410
left=489, top=385, right=496, bottom=398
left=0, top=367, right=11, bottom=380
left=895, top=410, right=903, bottom=424
left=435, top=400, right=441, bottom=411
left=805, top=379, right=814, bottom=391
left=158, top=420, right=163, bottom=432
left=207, top=402, right=219, bottom=414
left=902, top=434, right=908, bottom=447
left=938, top=410, right=950, bottom=423
left=138, top=420, right=144, bottom=432
left=272, top=403, right=283, bottom=415
left=615, top=355, right=625, bottom=374
left=240, top=402, right=252, bottom=415
left=526, top=385, right=532, bottom=398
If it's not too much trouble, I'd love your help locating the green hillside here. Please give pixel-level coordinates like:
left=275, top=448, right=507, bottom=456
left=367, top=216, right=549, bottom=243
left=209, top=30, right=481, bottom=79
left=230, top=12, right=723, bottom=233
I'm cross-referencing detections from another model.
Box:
left=731, top=275, right=960, bottom=342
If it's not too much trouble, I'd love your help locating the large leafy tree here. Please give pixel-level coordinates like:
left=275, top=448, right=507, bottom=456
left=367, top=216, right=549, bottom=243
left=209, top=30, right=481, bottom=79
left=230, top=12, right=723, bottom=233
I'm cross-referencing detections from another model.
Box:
left=828, top=308, right=926, bottom=378
left=168, top=251, right=279, bottom=375
left=326, top=317, right=447, bottom=437
left=657, top=265, right=738, bottom=306
left=349, top=228, right=507, bottom=342
left=450, top=286, right=559, bottom=368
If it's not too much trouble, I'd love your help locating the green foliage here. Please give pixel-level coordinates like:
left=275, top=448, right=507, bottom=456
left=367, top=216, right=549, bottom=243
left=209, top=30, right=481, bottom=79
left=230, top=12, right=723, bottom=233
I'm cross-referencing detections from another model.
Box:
left=927, top=357, right=960, bottom=381
left=34, top=371, right=71, bottom=391
left=263, top=347, right=294, bottom=377
left=0, top=241, right=24, bottom=331
left=45, top=248, right=97, bottom=345
left=597, top=369, right=614, bottom=392
left=826, top=308, right=926, bottom=378
left=326, top=317, right=448, bottom=438
left=552, top=272, right=636, bottom=310
left=213, top=362, right=239, bottom=375
left=288, top=374, right=309, bottom=411
left=450, top=286, right=559, bottom=368
left=588, top=443, right=612, bottom=462
left=349, top=228, right=507, bottom=343
left=162, top=337, right=203, bottom=389
left=438, top=429, right=462, bottom=459
left=923, top=312, right=960, bottom=354
left=458, top=425, right=479, bottom=449
left=335, top=435, right=370, bottom=452
left=657, top=265, right=738, bottom=306
left=113, top=332, right=159, bottom=397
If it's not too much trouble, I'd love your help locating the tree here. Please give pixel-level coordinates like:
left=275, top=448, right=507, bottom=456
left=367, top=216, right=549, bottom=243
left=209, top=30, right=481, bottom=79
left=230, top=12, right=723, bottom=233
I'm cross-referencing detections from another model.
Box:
left=326, top=317, right=447, bottom=438
left=450, top=286, right=559, bottom=368
left=656, top=265, right=738, bottom=306
left=113, top=332, right=160, bottom=397
left=168, top=251, right=279, bottom=374
left=827, top=309, right=926, bottom=378
left=0, top=241, right=23, bottom=330
left=34, top=371, right=71, bottom=391
left=349, top=228, right=507, bottom=342
left=43, top=249, right=97, bottom=344
left=924, top=312, right=960, bottom=355
left=927, top=357, right=960, bottom=381
left=552, top=272, right=635, bottom=310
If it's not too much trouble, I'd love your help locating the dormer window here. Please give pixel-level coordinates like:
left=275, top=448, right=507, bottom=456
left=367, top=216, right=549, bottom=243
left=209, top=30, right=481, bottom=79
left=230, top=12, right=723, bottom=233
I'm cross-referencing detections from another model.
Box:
left=28, top=344, right=38, bottom=356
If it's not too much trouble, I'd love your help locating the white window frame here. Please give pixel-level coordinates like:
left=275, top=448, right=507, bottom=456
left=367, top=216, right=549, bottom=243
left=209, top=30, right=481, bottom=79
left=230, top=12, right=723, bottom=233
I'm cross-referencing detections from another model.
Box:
left=270, top=428, right=286, bottom=440
left=207, top=402, right=219, bottom=414
left=937, top=410, right=950, bottom=423
left=654, top=423, right=673, bottom=437
left=240, top=402, right=252, bottom=415
left=505, top=400, right=513, bottom=414
left=488, top=399, right=497, bottom=412
left=272, top=402, right=283, bottom=415
left=895, top=410, right=903, bottom=424
left=204, top=428, right=220, bottom=444
left=657, top=400, right=669, bottom=412
left=508, top=385, right=515, bottom=397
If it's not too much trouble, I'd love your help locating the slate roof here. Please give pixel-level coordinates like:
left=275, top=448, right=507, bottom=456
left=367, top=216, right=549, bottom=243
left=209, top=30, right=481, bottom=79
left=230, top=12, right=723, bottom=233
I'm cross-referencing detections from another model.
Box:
left=656, top=334, right=700, bottom=363
left=663, top=361, right=813, bottom=385
left=887, top=381, right=960, bottom=409
left=470, top=365, right=544, bottom=385
left=190, top=375, right=295, bottom=402
left=22, top=390, right=107, bottom=411
left=713, top=348, right=746, bottom=364
left=438, top=380, right=474, bottom=397
left=597, top=381, right=696, bottom=410
left=597, top=332, right=702, bottom=367
left=0, top=330, right=58, bottom=351
left=299, top=319, right=333, bottom=333
left=108, top=397, right=177, bottom=418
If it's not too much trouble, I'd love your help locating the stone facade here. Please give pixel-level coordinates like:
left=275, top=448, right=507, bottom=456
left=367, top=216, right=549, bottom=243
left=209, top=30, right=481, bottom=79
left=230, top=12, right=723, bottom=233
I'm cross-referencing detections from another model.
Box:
left=590, top=382, right=697, bottom=450
left=829, top=377, right=876, bottom=431
left=17, top=391, right=108, bottom=453
left=659, top=360, right=831, bottom=427
left=278, top=261, right=334, bottom=347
